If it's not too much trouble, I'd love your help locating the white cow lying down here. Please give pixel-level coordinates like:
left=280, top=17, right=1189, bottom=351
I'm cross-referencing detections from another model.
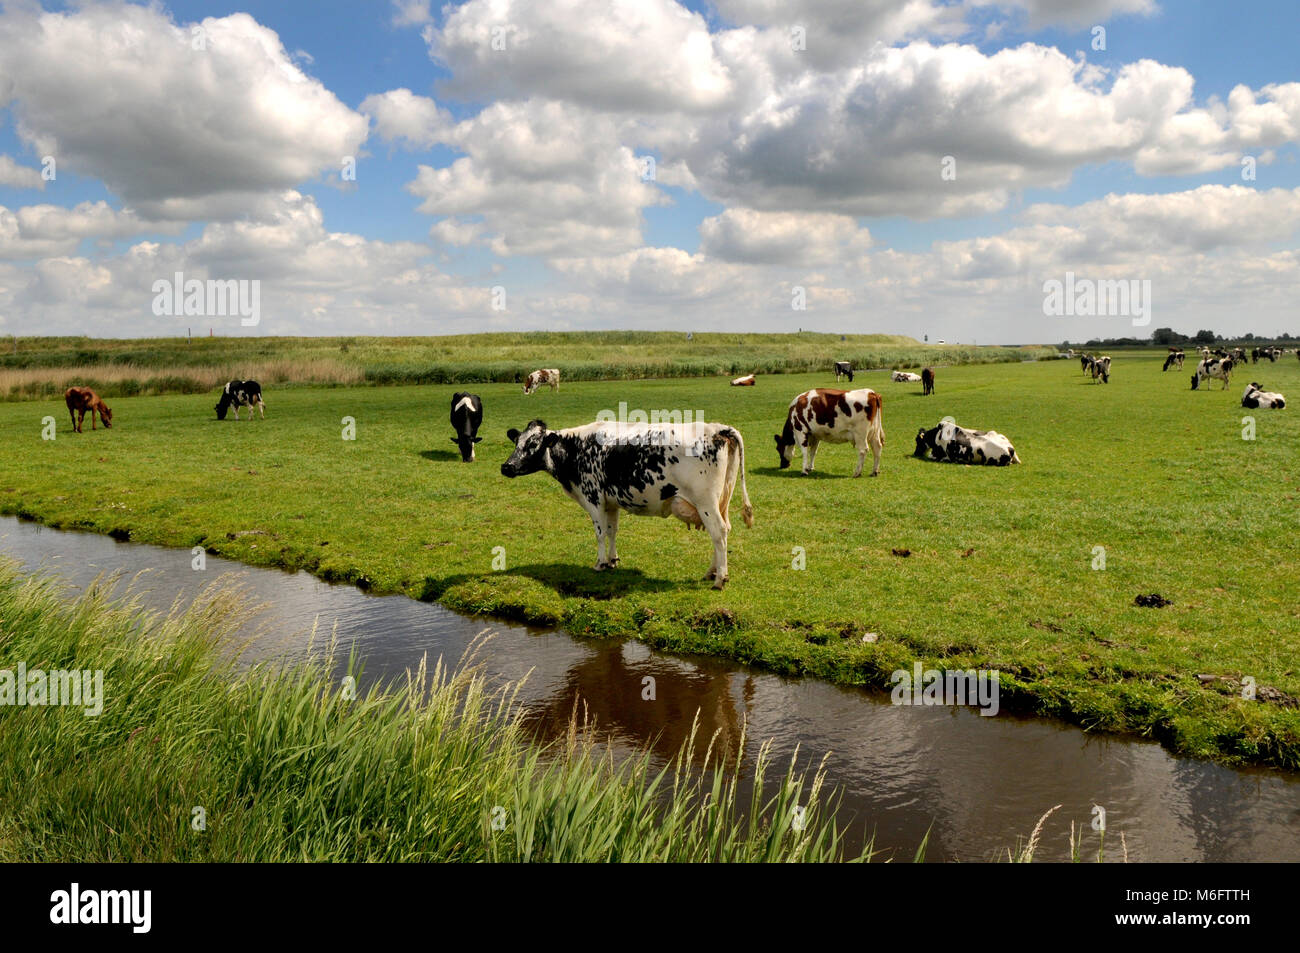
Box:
left=891, top=371, right=922, bottom=382
left=914, top=420, right=1021, bottom=466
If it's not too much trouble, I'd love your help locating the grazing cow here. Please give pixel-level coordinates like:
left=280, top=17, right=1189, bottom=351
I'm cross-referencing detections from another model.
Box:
left=1080, top=354, right=1095, bottom=375
left=891, top=371, right=922, bottom=382
left=730, top=373, right=757, bottom=386
left=1162, top=349, right=1184, bottom=372
left=215, top=380, right=265, bottom=420
left=774, top=387, right=885, bottom=477
left=1091, top=356, right=1111, bottom=383
left=1241, top=383, right=1286, bottom=409
left=449, top=392, right=484, bottom=462
left=523, top=368, right=560, bottom=395
left=500, top=418, right=753, bottom=589
left=1191, top=358, right=1233, bottom=390
left=921, top=367, right=935, bottom=395
left=64, top=386, right=112, bottom=432
left=833, top=361, right=854, bottom=383
left=914, top=420, right=1021, bottom=466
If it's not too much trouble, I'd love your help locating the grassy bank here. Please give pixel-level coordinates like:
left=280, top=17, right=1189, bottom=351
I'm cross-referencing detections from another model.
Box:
left=3, top=353, right=1298, bottom=768
left=0, top=562, right=875, bottom=862
left=0, top=332, right=1057, bottom=400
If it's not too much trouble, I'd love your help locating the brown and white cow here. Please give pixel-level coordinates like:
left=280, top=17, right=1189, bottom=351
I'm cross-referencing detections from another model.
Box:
left=730, top=373, right=756, bottom=386
left=523, top=368, right=560, bottom=395
left=891, top=370, right=922, bottom=382
left=774, top=388, right=884, bottom=477
left=64, top=386, right=112, bottom=432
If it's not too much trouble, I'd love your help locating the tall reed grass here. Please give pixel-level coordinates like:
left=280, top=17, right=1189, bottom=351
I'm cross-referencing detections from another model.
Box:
left=0, top=562, right=875, bottom=862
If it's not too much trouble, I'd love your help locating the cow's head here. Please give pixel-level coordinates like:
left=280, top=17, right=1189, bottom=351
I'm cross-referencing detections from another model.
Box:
left=99, top=403, right=113, bottom=427
left=914, top=426, right=937, bottom=458
left=1190, top=372, right=1200, bottom=390
left=773, top=422, right=795, bottom=469
left=451, top=433, right=483, bottom=462
left=215, top=395, right=231, bottom=419
left=501, top=420, right=554, bottom=477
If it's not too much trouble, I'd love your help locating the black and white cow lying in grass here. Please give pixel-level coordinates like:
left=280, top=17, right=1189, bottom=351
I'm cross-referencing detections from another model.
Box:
left=500, top=418, right=753, bottom=589
left=215, top=380, right=264, bottom=420
left=1241, top=383, right=1286, bottom=409
left=914, top=420, right=1021, bottom=466
left=449, top=392, right=483, bottom=462
left=1191, top=357, right=1233, bottom=390
left=775, top=387, right=885, bottom=477
left=891, top=370, right=922, bottom=382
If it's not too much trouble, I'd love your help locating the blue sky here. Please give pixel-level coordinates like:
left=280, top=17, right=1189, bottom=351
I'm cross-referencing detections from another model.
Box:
left=0, top=0, right=1297, bottom=341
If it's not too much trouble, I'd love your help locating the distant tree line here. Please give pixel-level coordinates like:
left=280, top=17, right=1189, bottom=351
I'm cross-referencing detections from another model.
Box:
left=1061, top=328, right=1296, bottom=348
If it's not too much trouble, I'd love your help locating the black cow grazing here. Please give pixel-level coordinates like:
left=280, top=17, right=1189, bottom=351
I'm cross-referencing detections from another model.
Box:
left=501, top=418, right=752, bottom=589
left=449, top=392, right=484, bottom=462
left=833, top=361, right=854, bottom=383
left=921, top=367, right=935, bottom=395
left=215, top=380, right=265, bottom=420
left=1241, top=383, right=1286, bottom=409
left=1191, top=358, right=1233, bottom=390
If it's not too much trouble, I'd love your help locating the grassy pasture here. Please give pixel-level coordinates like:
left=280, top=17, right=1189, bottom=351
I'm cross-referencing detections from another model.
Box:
left=0, top=331, right=1054, bottom=399
left=2, top=350, right=1298, bottom=767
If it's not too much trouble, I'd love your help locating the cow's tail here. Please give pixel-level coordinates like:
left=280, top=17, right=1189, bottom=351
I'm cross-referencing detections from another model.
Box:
left=868, top=390, right=885, bottom=449
left=723, top=428, right=754, bottom=528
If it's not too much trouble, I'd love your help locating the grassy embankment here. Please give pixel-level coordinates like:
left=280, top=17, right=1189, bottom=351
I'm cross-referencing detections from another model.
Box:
left=2, top=350, right=1298, bottom=768
left=0, top=331, right=1055, bottom=400
left=0, top=562, right=878, bottom=862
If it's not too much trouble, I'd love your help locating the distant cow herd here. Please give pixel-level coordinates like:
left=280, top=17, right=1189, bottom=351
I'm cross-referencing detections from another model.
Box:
left=57, top=341, right=1290, bottom=588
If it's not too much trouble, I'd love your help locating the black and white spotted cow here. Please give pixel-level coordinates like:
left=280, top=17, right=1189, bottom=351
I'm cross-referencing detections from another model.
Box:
left=1191, top=358, right=1233, bottom=390
left=1162, top=349, right=1184, bottom=372
left=449, top=392, right=483, bottom=462
left=833, top=361, right=854, bottom=383
left=215, top=380, right=264, bottom=420
left=1241, top=383, right=1286, bottom=409
left=1091, top=355, right=1111, bottom=383
left=914, top=420, right=1021, bottom=466
left=774, top=387, right=885, bottom=477
left=1080, top=354, right=1095, bottom=375
left=500, top=418, right=753, bottom=589
left=891, top=370, right=922, bottom=382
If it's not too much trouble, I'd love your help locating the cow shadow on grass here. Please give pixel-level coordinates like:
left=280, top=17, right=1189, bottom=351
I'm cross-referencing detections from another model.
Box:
left=751, top=466, right=854, bottom=479
left=424, top=563, right=681, bottom=602
left=419, top=449, right=463, bottom=463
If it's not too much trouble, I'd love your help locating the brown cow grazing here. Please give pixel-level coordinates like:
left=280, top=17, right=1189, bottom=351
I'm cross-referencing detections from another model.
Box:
left=64, top=387, right=112, bottom=432
left=921, top=367, right=935, bottom=395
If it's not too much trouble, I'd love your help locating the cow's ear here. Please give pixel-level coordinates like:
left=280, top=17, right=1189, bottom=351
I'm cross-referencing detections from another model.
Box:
left=544, top=432, right=561, bottom=449
left=450, top=437, right=458, bottom=443
left=506, top=428, right=520, bottom=442
left=472, top=437, right=482, bottom=443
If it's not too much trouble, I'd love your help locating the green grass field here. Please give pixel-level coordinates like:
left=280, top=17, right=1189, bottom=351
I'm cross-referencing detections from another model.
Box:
left=3, top=351, right=1298, bottom=767
left=0, top=331, right=1054, bottom=399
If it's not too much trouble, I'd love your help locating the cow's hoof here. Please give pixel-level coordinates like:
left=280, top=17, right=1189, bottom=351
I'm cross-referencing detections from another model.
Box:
left=608, top=557, right=620, bottom=568
left=594, top=563, right=607, bottom=571
left=712, top=576, right=728, bottom=591
left=702, top=569, right=716, bottom=581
